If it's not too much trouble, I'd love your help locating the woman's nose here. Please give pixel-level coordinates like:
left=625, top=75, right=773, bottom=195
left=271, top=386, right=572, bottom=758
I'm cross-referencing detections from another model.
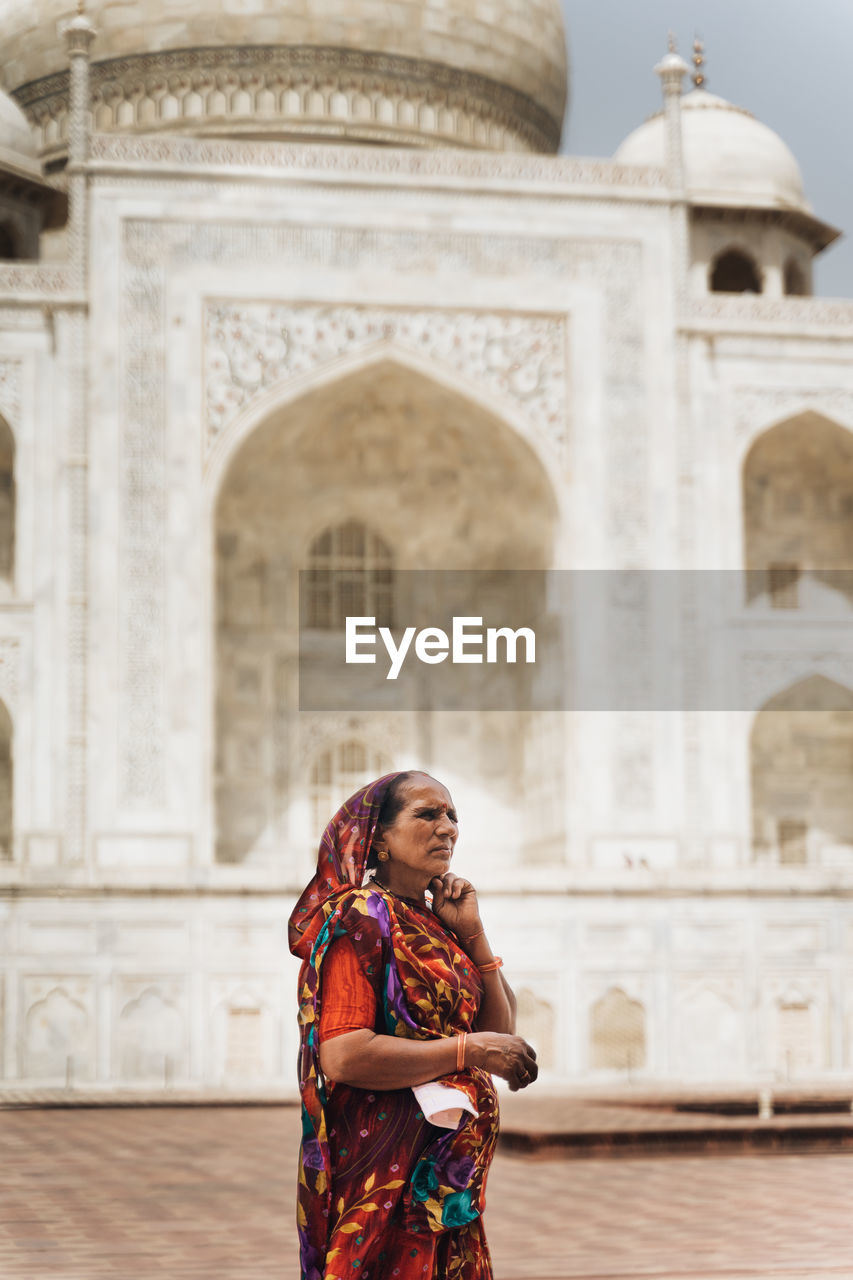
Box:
left=436, top=812, right=457, bottom=836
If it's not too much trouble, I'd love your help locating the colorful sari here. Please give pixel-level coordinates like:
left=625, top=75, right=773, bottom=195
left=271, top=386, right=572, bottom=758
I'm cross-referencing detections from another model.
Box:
left=288, top=774, right=499, bottom=1280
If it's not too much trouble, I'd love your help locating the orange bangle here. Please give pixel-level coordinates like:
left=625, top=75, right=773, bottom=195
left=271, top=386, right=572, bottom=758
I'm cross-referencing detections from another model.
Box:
left=463, top=928, right=485, bottom=944
left=478, top=956, right=503, bottom=973
left=456, top=1031, right=467, bottom=1070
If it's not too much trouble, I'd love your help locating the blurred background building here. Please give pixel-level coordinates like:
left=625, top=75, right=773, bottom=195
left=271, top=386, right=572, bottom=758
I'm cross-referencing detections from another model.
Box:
left=0, top=1, right=852, bottom=1091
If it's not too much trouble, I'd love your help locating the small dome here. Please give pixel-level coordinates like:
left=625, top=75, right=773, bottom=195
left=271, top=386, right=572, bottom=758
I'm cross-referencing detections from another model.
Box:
left=614, top=88, right=808, bottom=213
left=0, top=0, right=569, bottom=155
left=0, top=88, right=39, bottom=172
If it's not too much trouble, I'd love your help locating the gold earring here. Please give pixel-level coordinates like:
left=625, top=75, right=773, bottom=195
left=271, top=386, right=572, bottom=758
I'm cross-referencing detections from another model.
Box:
left=377, top=849, right=390, bottom=862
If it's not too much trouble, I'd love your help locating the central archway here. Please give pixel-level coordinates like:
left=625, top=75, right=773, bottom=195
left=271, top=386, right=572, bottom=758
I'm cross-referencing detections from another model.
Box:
left=212, top=356, right=561, bottom=865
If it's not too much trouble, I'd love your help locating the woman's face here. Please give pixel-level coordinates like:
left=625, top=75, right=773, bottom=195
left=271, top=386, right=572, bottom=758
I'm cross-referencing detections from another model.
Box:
left=377, top=773, right=459, bottom=884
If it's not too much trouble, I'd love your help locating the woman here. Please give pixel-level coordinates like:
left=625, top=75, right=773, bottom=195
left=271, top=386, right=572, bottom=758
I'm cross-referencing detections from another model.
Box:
left=288, top=770, right=538, bottom=1280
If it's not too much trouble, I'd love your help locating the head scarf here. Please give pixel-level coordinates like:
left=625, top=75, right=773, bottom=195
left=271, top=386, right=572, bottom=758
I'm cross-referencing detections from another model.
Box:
left=288, top=770, right=404, bottom=962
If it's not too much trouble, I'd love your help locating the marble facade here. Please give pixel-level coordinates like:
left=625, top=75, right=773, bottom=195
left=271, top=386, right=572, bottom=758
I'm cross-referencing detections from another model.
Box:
left=1, top=9, right=853, bottom=1090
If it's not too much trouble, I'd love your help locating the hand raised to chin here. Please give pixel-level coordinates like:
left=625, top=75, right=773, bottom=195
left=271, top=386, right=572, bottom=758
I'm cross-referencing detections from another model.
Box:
left=429, top=872, right=482, bottom=938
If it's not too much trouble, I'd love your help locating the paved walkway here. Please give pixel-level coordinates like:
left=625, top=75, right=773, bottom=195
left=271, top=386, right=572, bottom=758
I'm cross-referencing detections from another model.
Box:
left=1, top=1105, right=851, bottom=1279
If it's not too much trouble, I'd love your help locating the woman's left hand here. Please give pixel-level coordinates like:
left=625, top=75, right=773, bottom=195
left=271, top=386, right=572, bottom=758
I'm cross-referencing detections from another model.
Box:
left=429, top=873, right=482, bottom=938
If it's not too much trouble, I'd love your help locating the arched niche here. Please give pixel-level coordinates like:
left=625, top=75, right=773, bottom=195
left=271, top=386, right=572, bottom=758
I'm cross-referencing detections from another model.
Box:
left=0, top=415, right=15, bottom=595
left=742, top=413, right=853, bottom=608
left=750, top=674, right=853, bottom=865
left=309, top=738, right=391, bottom=846
left=589, top=987, right=646, bottom=1072
left=117, top=988, right=185, bottom=1082
left=305, top=520, right=394, bottom=631
left=710, top=247, right=762, bottom=294
left=24, top=987, right=90, bottom=1081
left=0, top=698, right=12, bottom=858
left=213, top=358, right=559, bottom=865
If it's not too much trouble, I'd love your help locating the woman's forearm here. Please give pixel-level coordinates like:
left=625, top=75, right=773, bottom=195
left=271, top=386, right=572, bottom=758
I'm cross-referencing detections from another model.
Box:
left=465, top=929, right=516, bottom=1034
left=319, top=1028, right=460, bottom=1090
left=473, top=969, right=516, bottom=1034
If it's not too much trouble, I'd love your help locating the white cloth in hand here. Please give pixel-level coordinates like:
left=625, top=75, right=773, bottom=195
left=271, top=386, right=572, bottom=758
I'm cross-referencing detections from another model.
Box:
left=412, top=1081, right=480, bottom=1129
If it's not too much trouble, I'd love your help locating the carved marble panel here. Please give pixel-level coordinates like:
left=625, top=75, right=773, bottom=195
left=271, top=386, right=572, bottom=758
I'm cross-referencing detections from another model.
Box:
left=208, top=976, right=280, bottom=1081
left=673, top=975, right=745, bottom=1078
left=115, top=977, right=187, bottom=1082
left=204, top=301, right=570, bottom=460
left=19, top=920, right=94, bottom=954
left=21, top=975, right=95, bottom=1082
left=741, top=652, right=853, bottom=713
left=763, top=920, right=828, bottom=953
left=583, top=923, right=655, bottom=953
left=734, top=386, right=853, bottom=445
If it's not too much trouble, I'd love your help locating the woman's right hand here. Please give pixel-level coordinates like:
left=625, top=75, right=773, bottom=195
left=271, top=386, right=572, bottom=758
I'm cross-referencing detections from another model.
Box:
left=466, top=1032, right=538, bottom=1091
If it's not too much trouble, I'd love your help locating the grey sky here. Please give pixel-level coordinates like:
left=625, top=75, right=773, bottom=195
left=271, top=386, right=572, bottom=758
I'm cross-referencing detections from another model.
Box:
left=558, top=0, right=852, bottom=297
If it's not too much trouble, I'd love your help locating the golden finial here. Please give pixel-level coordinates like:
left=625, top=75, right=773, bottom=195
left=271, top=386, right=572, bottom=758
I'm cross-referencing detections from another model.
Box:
left=692, top=36, right=706, bottom=89
left=668, top=31, right=677, bottom=54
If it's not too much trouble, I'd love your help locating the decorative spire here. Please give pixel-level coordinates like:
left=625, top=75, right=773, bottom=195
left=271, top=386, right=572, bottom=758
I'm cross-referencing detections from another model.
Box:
left=655, top=36, right=689, bottom=96
left=692, top=36, right=706, bottom=89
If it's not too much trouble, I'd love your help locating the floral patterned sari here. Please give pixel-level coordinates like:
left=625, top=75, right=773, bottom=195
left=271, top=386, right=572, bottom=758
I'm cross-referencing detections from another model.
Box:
left=288, top=774, right=499, bottom=1280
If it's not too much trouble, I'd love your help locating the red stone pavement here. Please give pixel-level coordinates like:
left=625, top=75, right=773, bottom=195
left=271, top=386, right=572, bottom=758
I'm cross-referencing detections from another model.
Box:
left=1, top=1104, right=851, bottom=1280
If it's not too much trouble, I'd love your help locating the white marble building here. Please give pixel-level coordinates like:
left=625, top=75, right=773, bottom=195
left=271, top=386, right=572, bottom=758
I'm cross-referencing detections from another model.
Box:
left=0, top=2, right=852, bottom=1090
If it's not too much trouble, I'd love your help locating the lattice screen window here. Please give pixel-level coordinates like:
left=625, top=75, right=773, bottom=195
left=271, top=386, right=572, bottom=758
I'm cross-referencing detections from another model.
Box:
left=590, top=987, right=646, bottom=1072
left=305, top=520, right=394, bottom=630
left=310, top=740, right=392, bottom=843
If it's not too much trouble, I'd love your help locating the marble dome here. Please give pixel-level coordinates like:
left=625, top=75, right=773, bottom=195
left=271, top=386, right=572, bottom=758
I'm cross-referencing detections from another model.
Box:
left=615, top=88, right=808, bottom=213
left=0, top=0, right=569, bottom=156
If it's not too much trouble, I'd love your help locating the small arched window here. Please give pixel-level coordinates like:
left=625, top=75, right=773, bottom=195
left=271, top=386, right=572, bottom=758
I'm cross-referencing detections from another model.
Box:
left=590, top=987, right=646, bottom=1072
left=783, top=257, right=809, bottom=297
left=710, top=249, right=762, bottom=294
left=309, top=739, right=392, bottom=842
left=305, top=519, right=394, bottom=630
left=0, top=225, right=16, bottom=261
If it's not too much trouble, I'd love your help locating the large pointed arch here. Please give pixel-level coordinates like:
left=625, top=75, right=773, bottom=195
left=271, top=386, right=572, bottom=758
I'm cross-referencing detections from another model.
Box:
left=750, top=674, right=853, bottom=865
left=742, top=410, right=853, bottom=607
left=203, top=352, right=564, bottom=866
left=204, top=341, right=567, bottom=532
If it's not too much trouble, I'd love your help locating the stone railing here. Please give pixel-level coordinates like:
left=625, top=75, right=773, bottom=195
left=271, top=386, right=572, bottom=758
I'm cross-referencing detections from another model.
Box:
left=687, top=294, right=853, bottom=331
left=0, top=262, right=76, bottom=302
